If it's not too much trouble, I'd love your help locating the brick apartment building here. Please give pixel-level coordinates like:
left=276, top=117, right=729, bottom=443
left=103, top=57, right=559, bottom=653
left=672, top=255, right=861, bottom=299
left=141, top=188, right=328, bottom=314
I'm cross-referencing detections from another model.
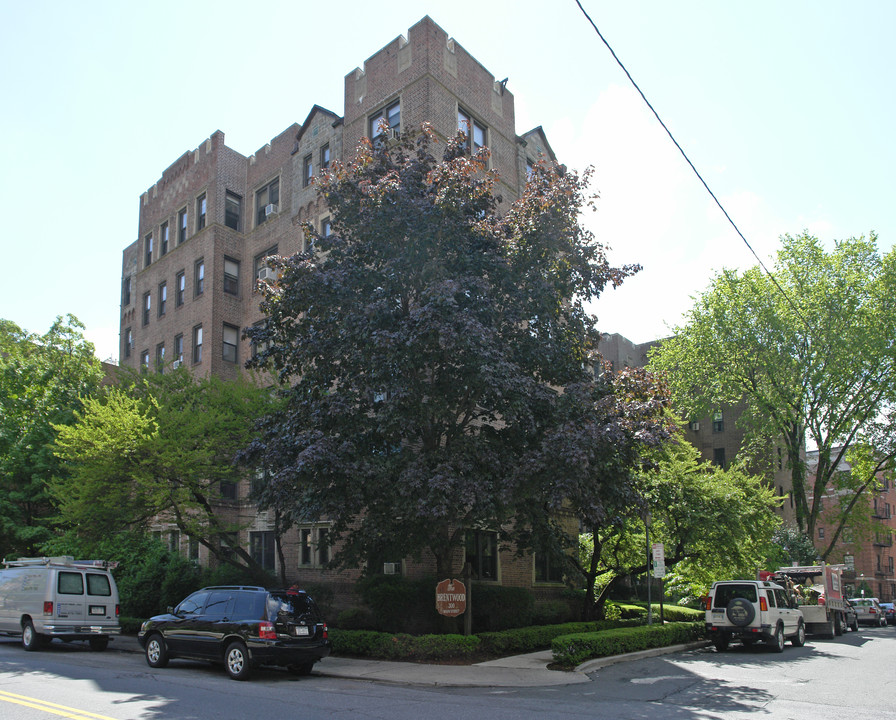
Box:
left=118, top=17, right=563, bottom=604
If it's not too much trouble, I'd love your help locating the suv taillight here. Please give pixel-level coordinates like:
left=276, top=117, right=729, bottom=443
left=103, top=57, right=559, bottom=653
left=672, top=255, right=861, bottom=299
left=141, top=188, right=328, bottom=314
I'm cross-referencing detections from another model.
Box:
left=258, top=621, right=277, bottom=639
left=703, top=596, right=711, bottom=611
left=43, top=601, right=53, bottom=616
left=759, top=596, right=768, bottom=612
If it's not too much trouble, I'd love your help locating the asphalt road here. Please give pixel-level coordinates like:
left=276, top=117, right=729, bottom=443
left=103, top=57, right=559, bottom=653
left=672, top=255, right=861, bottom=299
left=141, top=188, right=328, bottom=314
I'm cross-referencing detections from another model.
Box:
left=0, top=625, right=894, bottom=720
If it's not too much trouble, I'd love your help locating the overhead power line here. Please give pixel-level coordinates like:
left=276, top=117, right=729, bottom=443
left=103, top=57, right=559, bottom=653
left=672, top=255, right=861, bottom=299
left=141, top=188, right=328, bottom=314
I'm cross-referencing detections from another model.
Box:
left=573, top=0, right=809, bottom=326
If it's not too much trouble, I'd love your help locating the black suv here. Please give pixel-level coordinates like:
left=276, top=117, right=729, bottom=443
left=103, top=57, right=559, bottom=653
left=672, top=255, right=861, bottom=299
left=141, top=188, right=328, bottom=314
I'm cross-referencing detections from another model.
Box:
left=138, top=586, right=331, bottom=680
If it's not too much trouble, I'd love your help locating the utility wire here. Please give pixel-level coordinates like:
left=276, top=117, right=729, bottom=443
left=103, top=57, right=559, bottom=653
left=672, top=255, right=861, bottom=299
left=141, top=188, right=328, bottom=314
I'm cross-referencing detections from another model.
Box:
left=574, top=0, right=809, bottom=327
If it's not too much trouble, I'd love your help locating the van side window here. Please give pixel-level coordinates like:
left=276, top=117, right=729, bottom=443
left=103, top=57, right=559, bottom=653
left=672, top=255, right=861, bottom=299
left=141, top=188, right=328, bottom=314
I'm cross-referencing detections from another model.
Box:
left=58, top=572, right=84, bottom=595
left=86, top=574, right=112, bottom=596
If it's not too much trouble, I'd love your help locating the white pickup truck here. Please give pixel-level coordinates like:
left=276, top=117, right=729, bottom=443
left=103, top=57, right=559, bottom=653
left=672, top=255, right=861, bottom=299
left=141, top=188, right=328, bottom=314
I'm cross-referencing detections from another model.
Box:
left=768, top=564, right=852, bottom=637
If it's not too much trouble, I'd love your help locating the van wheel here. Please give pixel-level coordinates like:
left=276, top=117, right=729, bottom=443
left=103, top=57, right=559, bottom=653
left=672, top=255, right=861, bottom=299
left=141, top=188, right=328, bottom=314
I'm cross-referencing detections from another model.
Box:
left=89, top=637, right=109, bottom=652
left=225, top=641, right=251, bottom=681
left=22, top=620, right=41, bottom=652
left=145, top=634, right=169, bottom=668
left=766, top=623, right=785, bottom=653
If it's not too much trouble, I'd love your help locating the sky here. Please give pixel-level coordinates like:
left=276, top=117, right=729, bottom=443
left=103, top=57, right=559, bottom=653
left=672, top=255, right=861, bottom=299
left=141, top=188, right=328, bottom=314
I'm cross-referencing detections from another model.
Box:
left=1, top=1, right=894, bottom=362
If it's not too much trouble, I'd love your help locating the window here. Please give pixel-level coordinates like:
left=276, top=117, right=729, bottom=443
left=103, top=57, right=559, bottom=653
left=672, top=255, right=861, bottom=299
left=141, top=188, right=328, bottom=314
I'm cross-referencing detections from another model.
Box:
left=369, top=100, right=400, bottom=139
left=818, top=527, right=825, bottom=539
left=251, top=320, right=270, bottom=358
left=123, top=327, right=132, bottom=358
left=155, top=343, right=165, bottom=371
left=144, top=233, right=153, bottom=267
left=534, top=552, right=563, bottom=584
left=256, top=178, right=279, bottom=226
left=303, top=154, right=313, bottom=187
left=194, top=259, right=205, bottom=296
left=223, top=257, right=239, bottom=295
left=142, top=292, right=151, bottom=326
left=58, top=572, right=84, bottom=595
left=225, top=191, right=241, bottom=230
left=160, top=221, right=169, bottom=256
left=712, top=411, right=724, bottom=433
left=250, top=531, right=276, bottom=570
left=192, top=324, right=203, bottom=363
left=458, top=108, right=486, bottom=153
left=220, top=480, right=237, bottom=500
left=178, top=208, right=187, bottom=244
left=299, top=527, right=330, bottom=566
left=713, top=447, right=726, bottom=468
left=174, top=333, right=183, bottom=364
left=175, top=270, right=185, bottom=306
left=122, top=277, right=132, bottom=306
left=168, top=530, right=180, bottom=553
left=320, top=143, right=330, bottom=170
left=222, top=323, right=239, bottom=363
left=321, top=216, right=331, bottom=238
left=188, top=536, right=200, bottom=562
left=158, top=282, right=167, bottom=317
left=465, top=530, right=498, bottom=581
left=86, top=574, right=111, bottom=597
left=196, top=193, right=207, bottom=231
left=254, top=245, right=278, bottom=280
left=140, top=350, right=149, bottom=372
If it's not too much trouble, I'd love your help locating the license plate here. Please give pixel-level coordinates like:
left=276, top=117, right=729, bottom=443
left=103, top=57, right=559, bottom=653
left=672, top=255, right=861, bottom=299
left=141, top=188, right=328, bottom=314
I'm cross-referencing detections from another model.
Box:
left=89, top=606, right=105, bottom=616
left=292, top=626, right=310, bottom=637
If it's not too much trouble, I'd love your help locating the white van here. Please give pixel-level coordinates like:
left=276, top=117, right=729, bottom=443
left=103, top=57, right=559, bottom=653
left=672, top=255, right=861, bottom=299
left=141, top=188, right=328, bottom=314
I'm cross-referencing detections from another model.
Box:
left=0, top=557, right=121, bottom=651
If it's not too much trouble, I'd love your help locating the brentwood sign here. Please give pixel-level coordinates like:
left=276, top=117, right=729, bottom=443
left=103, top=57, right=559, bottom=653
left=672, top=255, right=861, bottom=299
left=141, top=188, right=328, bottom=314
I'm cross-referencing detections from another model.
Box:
left=435, top=578, right=467, bottom=617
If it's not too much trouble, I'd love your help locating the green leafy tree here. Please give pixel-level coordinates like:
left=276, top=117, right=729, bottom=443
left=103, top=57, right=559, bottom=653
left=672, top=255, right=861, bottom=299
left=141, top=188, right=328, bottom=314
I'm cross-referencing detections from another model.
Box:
left=245, top=126, right=662, bottom=577
left=574, top=432, right=780, bottom=615
left=52, top=368, right=275, bottom=573
left=649, top=232, right=896, bottom=558
left=0, top=315, right=103, bottom=558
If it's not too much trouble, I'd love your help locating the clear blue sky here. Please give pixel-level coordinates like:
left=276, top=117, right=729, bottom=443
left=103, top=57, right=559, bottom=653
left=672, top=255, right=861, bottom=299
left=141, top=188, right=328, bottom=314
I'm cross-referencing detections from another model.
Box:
left=2, top=0, right=893, bottom=361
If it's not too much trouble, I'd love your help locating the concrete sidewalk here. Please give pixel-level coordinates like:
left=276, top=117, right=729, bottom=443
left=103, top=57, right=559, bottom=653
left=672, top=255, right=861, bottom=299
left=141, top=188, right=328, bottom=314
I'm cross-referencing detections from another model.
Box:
left=110, top=633, right=708, bottom=688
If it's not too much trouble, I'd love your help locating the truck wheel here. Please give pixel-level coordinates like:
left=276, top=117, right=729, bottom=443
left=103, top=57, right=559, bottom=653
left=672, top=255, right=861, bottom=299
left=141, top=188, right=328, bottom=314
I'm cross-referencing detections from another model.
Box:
left=791, top=621, right=806, bottom=647
left=851, top=616, right=859, bottom=632
left=834, top=613, right=843, bottom=636
left=22, top=620, right=41, bottom=652
left=766, top=623, right=785, bottom=653
left=826, top=618, right=836, bottom=639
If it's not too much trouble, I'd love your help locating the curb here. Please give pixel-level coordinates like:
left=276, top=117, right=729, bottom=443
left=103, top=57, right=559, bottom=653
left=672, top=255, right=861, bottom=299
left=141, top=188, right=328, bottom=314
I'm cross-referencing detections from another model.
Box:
left=575, top=640, right=711, bottom=673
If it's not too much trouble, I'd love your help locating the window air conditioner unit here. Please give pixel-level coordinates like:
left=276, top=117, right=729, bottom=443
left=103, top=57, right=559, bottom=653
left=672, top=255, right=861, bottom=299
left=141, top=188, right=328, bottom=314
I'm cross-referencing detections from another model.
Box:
left=171, top=360, right=182, bottom=369
left=265, top=203, right=278, bottom=217
left=386, top=128, right=398, bottom=140
left=257, top=267, right=278, bottom=282
left=383, top=562, right=400, bottom=575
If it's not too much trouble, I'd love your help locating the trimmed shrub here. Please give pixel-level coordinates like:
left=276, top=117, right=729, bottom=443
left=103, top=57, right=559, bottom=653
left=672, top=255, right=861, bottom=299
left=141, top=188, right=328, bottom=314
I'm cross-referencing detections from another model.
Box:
left=532, top=600, right=575, bottom=626
left=356, top=575, right=441, bottom=634
left=478, top=618, right=642, bottom=656
left=471, top=584, right=535, bottom=631
left=329, top=629, right=481, bottom=662
left=337, top=607, right=375, bottom=630
left=552, top=621, right=705, bottom=667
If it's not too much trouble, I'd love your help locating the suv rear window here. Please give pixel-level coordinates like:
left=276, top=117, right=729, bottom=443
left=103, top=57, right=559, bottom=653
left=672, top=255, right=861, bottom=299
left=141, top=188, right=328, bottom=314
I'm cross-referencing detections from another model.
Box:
left=713, top=583, right=759, bottom=608
left=267, top=592, right=320, bottom=621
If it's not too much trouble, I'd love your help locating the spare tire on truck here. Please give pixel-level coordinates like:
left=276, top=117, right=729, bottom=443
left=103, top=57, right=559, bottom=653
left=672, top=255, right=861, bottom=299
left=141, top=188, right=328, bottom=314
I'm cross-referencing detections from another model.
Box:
left=726, top=597, right=756, bottom=627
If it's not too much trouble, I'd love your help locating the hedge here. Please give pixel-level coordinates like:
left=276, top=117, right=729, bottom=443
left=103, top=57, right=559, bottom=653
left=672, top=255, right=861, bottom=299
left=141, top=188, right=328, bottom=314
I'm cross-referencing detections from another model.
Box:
left=329, top=629, right=481, bottom=662
left=477, top=618, right=642, bottom=656
left=551, top=621, right=705, bottom=667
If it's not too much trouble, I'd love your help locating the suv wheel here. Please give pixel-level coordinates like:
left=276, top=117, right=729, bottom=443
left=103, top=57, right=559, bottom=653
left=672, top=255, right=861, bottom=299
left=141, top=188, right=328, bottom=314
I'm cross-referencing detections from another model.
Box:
left=725, top=598, right=756, bottom=627
left=766, top=623, right=785, bottom=653
left=225, top=641, right=251, bottom=681
left=713, top=636, right=729, bottom=652
left=288, top=662, right=314, bottom=676
left=145, top=634, right=169, bottom=668
left=791, top=621, right=806, bottom=647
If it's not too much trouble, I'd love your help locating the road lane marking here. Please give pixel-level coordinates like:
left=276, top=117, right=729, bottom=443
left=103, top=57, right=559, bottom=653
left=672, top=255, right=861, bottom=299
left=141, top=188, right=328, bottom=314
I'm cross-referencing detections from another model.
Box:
left=0, top=690, right=120, bottom=720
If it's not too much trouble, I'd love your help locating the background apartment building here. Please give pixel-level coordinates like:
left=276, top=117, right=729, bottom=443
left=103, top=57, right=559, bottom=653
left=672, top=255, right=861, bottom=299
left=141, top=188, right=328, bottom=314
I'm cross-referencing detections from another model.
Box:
left=119, top=17, right=559, bottom=597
